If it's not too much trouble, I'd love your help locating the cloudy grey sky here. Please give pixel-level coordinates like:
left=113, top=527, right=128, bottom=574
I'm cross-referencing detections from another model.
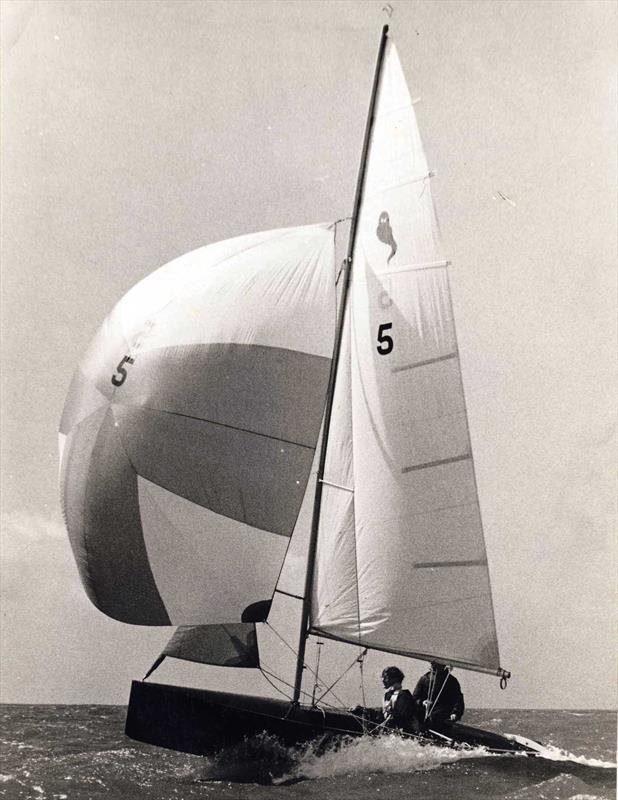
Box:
left=1, top=0, right=616, bottom=709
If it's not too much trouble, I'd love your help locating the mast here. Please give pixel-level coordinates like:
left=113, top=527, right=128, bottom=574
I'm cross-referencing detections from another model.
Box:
left=292, top=24, right=390, bottom=705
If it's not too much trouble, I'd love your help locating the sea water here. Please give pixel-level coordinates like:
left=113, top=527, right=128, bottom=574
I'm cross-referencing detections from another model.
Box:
left=0, top=706, right=615, bottom=799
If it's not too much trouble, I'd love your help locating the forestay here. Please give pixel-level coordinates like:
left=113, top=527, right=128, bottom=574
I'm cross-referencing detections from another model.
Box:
left=60, top=225, right=336, bottom=626
left=311, top=42, right=501, bottom=673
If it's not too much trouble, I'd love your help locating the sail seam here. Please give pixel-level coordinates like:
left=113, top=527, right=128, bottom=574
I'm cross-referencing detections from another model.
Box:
left=121, top=404, right=316, bottom=451
left=104, top=407, right=171, bottom=623
left=391, top=352, right=458, bottom=372
left=378, top=100, right=420, bottom=117
left=184, top=224, right=330, bottom=283
left=412, top=170, right=435, bottom=184
left=402, top=453, right=471, bottom=473
left=376, top=260, right=450, bottom=276
left=414, top=559, right=488, bottom=569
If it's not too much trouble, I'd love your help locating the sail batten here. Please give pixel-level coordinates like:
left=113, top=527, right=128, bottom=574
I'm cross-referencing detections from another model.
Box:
left=391, top=352, right=458, bottom=372
left=402, top=454, right=472, bottom=473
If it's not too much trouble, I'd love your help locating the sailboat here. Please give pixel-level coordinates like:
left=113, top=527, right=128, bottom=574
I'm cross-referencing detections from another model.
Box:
left=59, top=26, right=542, bottom=757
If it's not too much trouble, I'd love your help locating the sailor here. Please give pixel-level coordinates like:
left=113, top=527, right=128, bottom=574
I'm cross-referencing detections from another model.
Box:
left=412, top=661, right=465, bottom=727
left=381, top=666, right=421, bottom=733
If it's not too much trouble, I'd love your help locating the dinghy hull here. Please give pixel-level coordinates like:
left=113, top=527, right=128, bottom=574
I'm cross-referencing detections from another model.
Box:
left=125, top=680, right=541, bottom=757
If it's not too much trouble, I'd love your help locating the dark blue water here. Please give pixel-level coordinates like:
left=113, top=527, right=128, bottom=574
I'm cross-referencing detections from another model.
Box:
left=0, top=705, right=615, bottom=799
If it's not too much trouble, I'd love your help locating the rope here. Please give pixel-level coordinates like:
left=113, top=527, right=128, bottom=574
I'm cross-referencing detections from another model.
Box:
left=335, top=259, right=347, bottom=286
left=424, top=669, right=435, bottom=721
left=426, top=668, right=451, bottom=720
left=327, top=216, right=352, bottom=229
left=311, top=641, right=324, bottom=706
left=358, top=649, right=367, bottom=708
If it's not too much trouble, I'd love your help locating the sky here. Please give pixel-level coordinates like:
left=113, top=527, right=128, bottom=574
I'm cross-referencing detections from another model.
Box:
left=1, top=0, right=616, bottom=710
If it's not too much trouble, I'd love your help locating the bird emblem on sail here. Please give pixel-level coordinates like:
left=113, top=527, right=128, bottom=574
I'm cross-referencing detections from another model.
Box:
left=376, top=211, right=397, bottom=263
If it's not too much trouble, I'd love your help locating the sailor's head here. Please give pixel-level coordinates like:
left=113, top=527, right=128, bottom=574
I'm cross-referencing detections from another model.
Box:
left=430, top=661, right=447, bottom=672
left=381, top=666, right=404, bottom=688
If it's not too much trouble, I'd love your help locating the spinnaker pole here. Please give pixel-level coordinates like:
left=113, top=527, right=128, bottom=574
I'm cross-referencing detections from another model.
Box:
left=292, top=24, right=390, bottom=705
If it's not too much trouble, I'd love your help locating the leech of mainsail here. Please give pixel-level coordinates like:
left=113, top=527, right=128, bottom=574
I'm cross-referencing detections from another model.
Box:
left=309, top=33, right=507, bottom=677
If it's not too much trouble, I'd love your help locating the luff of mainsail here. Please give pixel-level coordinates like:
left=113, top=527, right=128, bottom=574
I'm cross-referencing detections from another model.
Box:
left=309, top=35, right=509, bottom=678
left=59, top=224, right=337, bottom=626
left=291, top=26, right=390, bottom=704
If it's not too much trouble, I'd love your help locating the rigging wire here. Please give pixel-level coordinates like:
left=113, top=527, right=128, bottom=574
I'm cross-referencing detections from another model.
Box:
left=266, top=622, right=363, bottom=710
left=265, top=622, right=337, bottom=702
left=265, top=621, right=300, bottom=658
left=313, top=648, right=368, bottom=707
left=259, top=663, right=315, bottom=703
left=259, top=666, right=294, bottom=701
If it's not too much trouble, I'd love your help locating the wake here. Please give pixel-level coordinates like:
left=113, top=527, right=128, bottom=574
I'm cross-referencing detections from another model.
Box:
left=201, top=732, right=491, bottom=784
left=199, top=731, right=616, bottom=785
left=523, top=742, right=616, bottom=770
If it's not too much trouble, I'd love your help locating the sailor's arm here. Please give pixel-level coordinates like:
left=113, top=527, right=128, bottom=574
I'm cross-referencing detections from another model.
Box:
left=450, top=679, right=465, bottom=721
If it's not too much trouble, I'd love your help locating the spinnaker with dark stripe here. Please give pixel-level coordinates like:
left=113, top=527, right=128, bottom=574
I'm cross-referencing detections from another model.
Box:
left=59, top=224, right=336, bottom=625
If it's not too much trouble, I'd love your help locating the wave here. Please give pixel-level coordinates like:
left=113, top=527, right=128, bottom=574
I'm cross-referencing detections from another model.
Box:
left=532, top=743, right=616, bottom=770
left=502, top=773, right=610, bottom=800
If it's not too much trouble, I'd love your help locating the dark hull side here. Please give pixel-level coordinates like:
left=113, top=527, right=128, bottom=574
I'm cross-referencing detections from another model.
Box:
left=125, top=680, right=541, bottom=757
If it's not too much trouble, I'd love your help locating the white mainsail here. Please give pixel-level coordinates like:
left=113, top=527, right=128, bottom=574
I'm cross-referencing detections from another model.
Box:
left=311, top=41, right=501, bottom=673
left=59, top=224, right=336, bottom=625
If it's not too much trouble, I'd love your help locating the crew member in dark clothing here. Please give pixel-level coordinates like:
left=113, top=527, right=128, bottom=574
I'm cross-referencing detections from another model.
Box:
left=412, top=662, right=465, bottom=727
left=381, top=666, right=422, bottom=734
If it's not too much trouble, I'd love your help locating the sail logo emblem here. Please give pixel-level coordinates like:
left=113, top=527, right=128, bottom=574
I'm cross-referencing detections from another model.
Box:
left=376, top=211, right=397, bottom=263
